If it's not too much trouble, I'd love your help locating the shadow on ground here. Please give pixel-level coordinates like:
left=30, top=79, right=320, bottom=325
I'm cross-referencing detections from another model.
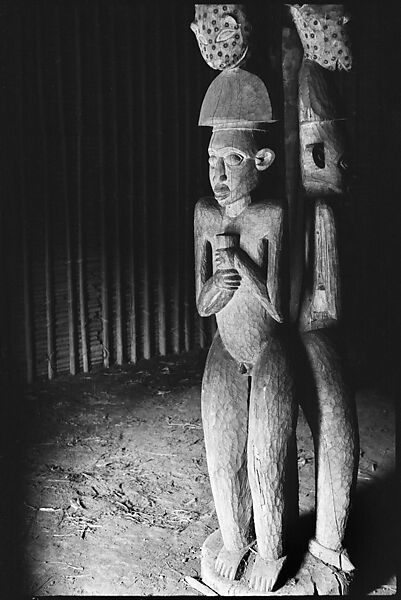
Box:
left=0, top=356, right=396, bottom=596
left=1, top=381, right=26, bottom=596
left=278, top=471, right=397, bottom=595
left=347, top=470, right=397, bottom=595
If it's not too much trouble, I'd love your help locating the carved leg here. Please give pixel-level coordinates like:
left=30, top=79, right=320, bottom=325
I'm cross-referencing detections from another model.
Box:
left=301, top=329, right=359, bottom=570
left=201, top=332, right=253, bottom=580
left=247, top=335, right=298, bottom=592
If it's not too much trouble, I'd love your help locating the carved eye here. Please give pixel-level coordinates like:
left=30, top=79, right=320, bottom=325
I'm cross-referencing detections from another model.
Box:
left=215, top=28, right=236, bottom=43
left=338, top=156, right=349, bottom=171
left=197, top=33, right=208, bottom=45
left=208, top=155, right=217, bottom=167
left=312, top=143, right=325, bottom=169
left=225, top=153, right=244, bottom=166
left=215, top=16, right=238, bottom=42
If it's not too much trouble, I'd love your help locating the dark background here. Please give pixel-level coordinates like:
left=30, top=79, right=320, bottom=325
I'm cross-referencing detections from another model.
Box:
left=0, top=0, right=399, bottom=388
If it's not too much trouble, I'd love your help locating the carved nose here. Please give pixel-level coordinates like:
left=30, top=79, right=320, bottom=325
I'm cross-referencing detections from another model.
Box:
left=216, top=157, right=227, bottom=181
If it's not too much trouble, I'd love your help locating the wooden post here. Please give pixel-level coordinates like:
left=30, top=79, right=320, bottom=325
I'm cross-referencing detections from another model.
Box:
left=109, top=6, right=123, bottom=365
left=288, top=2, right=359, bottom=584
left=139, top=3, right=151, bottom=360
left=171, top=8, right=182, bottom=355
left=56, top=6, right=77, bottom=375
left=35, top=10, right=55, bottom=380
left=192, top=6, right=297, bottom=593
left=95, top=5, right=110, bottom=368
left=75, top=6, right=89, bottom=373
left=17, top=14, right=34, bottom=383
left=154, top=9, right=167, bottom=357
left=183, top=27, right=192, bottom=353
left=126, top=9, right=137, bottom=364
left=281, top=20, right=303, bottom=323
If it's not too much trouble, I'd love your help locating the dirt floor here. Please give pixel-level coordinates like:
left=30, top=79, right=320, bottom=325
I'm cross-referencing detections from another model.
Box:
left=1, top=351, right=396, bottom=596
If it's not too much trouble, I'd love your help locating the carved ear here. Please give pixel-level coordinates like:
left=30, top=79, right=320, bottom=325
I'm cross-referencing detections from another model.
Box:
left=255, top=148, right=275, bottom=171
left=190, top=22, right=198, bottom=35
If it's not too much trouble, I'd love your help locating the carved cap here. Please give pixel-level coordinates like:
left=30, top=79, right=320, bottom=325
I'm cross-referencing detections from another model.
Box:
left=199, top=68, right=276, bottom=130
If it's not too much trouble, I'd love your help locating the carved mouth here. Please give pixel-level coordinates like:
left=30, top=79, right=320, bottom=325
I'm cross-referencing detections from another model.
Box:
left=214, top=184, right=230, bottom=200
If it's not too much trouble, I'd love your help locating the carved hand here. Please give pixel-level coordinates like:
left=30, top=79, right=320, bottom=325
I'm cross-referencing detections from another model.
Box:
left=214, top=247, right=236, bottom=270
left=231, top=247, right=284, bottom=323
left=213, top=268, right=241, bottom=291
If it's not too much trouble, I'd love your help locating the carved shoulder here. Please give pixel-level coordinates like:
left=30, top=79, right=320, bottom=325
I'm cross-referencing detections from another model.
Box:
left=249, top=199, right=284, bottom=231
left=194, top=196, right=221, bottom=238
left=195, top=196, right=219, bottom=215
left=267, top=199, right=285, bottom=228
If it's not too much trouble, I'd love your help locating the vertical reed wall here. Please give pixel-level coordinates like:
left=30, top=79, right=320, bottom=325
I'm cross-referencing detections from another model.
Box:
left=1, top=0, right=219, bottom=382
left=0, top=1, right=396, bottom=383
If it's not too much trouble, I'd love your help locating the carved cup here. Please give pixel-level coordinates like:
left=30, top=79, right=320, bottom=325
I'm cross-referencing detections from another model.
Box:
left=215, top=232, right=239, bottom=270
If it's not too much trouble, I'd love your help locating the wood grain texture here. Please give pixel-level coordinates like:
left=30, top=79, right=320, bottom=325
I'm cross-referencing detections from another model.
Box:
left=194, top=122, right=299, bottom=591
left=17, top=14, right=34, bottom=382
left=195, top=5, right=357, bottom=592
left=109, top=5, right=123, bottom=366
left=299, top=59, right=343, bottom=122
left=75, top=7, right=89, bottom=373
left=95, top=5, right=110, bottom=368
left=126, top=9, right=137, bottom=365
left=35, top=10, right=55, bottom=380
left=300, top=329, right=359, bottom=555
left=290, top=5, right=359, bottom=575
left=195, top=116, right=297, bottom=590
left=248, top=335, right=297, bottom=561
left=201, top=332, right=253, bottom=552
left=195, top=196, right=286, bottom=365
left=55, top=6, right=77, bottom=376
left=281, top=24, right=304, bottom=324
left=201, top=530, right=353, bottom=595
left=298, top=62, right=348, bottom=198
left=299, top=200, right=341, bottom=331
left=199, top=69, right=274, bottom=127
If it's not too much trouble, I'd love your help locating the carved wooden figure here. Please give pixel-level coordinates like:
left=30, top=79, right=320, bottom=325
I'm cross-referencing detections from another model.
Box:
left=289, top=3, right=359, bottom=582
left=194, top=69, right=298, bottom=594
left=190, top=4, right=252, bottom=71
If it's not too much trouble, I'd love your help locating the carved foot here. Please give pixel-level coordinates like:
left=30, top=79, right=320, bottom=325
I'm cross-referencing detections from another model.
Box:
left=249, top=553, right=287, bottom=593
left=289, top=550, right=354, bottom=595
left=215, top=544, right=251, bottom=581
left=309, top=538, right=355, bottom=572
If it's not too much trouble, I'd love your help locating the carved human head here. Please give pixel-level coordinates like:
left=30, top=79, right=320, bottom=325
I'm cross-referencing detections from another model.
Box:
left=199, top=69, right=276, bottom=205
left=190, top=4, right=251, bottom=70
left=208, top=128, right=274, bottom=206
left=300, top=119, right=349, bottom=196
left=290, top=4, right=352, bottom=71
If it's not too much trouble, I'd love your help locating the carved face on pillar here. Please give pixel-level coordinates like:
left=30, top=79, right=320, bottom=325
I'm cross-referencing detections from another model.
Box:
left=190, top=4, right=251, bottom=70
left=290, top=4, right=352, bottom=71
left=208, top=129, right=274, bottom=206
left=300, top=120, right=349, bottom=196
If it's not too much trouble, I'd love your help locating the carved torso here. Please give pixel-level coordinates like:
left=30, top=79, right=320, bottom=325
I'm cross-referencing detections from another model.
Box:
left=195, top=196, right=283, bottom=364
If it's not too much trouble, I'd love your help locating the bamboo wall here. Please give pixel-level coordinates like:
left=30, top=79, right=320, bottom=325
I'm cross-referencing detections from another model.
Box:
left=1, top=1, right=398, bottom=383
left=1, top=0, right=221, bottom=382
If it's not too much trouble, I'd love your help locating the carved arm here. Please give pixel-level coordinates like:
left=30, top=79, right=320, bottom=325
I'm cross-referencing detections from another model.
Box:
left=194, top=210, right=240, bottom=318
left=234, top=246, right=283, bottom=323
left=215, top=209, right=285, bottom=323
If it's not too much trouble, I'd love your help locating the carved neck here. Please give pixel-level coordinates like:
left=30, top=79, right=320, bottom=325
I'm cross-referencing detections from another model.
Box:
left=223, top=196, right=251, bottom=218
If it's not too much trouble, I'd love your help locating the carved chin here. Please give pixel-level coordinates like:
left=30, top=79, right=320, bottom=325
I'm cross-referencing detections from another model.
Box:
left=214, top=193, right=233, bottom=206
